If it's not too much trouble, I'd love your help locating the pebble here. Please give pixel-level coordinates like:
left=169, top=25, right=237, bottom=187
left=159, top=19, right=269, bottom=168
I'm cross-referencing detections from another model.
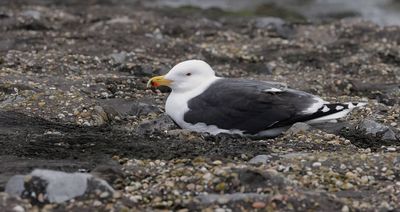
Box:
left=345, top=171, right=357, bottom=179
left=100, top=192, right=110, bottom=198
left=93, top=200, right=102, bottom=207
left=360, top=176, right=369, bottom=184
left=249, top=155, right=271, bottom=165
left=252, top=201, right=266, bottom=208
left=12, top=205, right=25, bottom=212
left=341, top=205, right=350, bottom=212
left=312, top=162, right=322, bottom=168
left=387, top=147, right=396, bottom=152
left=212, top=160, right=222, bottom=165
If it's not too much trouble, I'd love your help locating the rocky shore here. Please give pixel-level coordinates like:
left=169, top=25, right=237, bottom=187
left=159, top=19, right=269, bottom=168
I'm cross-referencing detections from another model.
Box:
left=0, top=0, right=399, bottom=211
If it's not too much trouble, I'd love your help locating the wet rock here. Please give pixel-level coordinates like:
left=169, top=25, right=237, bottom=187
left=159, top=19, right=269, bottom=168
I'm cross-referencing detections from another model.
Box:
left=136, top=115, right=177, bottom=134
left=248, top=155, right=272, bottom=165
left=358, top=119, right=398, bottom=141
left=5, top=169, right=114, bottom=204
left=284, top=122, right=311, bottom=136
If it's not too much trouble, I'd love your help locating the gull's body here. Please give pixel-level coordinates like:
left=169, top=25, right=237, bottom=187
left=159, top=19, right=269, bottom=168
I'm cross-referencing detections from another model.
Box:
left=148, top=60, right=365, bottom=137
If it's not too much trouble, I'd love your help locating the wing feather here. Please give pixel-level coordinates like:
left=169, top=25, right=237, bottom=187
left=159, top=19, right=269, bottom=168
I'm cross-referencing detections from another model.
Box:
left=184, top=79, right=323, bottom=134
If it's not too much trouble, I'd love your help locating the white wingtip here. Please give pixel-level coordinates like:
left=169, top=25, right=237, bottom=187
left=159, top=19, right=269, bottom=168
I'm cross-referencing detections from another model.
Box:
left=347, top=102, right=367, bottom=109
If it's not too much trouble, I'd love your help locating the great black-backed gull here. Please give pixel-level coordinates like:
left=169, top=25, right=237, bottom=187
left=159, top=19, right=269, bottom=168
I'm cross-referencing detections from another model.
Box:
left=147, top=60, right=365, bottom=137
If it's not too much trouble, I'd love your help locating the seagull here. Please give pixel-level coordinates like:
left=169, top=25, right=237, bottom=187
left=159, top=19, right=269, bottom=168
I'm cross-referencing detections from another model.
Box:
left=147, top=60, right=365, bottom=137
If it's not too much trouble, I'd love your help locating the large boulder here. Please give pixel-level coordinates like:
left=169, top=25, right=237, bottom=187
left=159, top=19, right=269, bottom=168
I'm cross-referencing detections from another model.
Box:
left=5, top=169, right=114, bottom=205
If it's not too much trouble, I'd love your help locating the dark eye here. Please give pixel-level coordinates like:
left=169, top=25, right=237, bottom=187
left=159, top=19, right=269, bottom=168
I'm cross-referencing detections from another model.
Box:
left=186, top=73, right=192, bottom=76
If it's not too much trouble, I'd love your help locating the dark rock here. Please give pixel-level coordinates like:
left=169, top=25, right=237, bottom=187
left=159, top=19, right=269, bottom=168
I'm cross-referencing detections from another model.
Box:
left=5, top=169, right=114, bottom=204
left=358, top=119, right=398, bottom=141
left=340, top=119, right=399, bottom=149
left=136, top=115, right=178, bottom=135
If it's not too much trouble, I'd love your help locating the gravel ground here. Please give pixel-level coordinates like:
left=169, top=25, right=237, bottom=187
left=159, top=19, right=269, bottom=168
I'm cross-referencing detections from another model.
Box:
left=0, top=1, right=399, bottom=211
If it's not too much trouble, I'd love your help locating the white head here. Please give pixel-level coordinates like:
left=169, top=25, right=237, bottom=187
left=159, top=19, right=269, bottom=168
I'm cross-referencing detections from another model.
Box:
left=148, top=60, right=217, bottom=93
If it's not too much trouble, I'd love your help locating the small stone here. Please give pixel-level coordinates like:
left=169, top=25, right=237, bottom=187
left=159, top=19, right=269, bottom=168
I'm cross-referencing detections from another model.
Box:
left=387, top=147, right=396, bottom=152
left=312, top=162, right=322, bottom=168
left=186, top=184, right=195, bottom=191
left=341, top=205, right=350, bottom=212
left=93, top=200, right=102, bottom=207
left=215, top=182, right=226, bottom=191
left=100, top=192, right=110, bottom=198
left=129, top=195, right=142, bottom=203
left=285, top=122, right=311, bottom=135
left=37, top=193, right=45, bottom=202
left=342, top=182, right=354, bottom=190
left=345, top=171, right=357, bottom=179
left=212, top=160, right=222, bottom=165
left=249, top=155, right=271, bottom=165
left=113, top=191, right=122, bottom=199
left=12, top=205, right=25, bottom=212
left=252, top=201, right=266, bottom=209
left=360, top=176, right=369, bottom=184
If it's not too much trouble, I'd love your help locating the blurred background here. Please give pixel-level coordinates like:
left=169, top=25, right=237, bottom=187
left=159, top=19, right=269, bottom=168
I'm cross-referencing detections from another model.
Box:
left=146, top=0, right=400, bottom=26
left=3, top=0, right=400, bottom=25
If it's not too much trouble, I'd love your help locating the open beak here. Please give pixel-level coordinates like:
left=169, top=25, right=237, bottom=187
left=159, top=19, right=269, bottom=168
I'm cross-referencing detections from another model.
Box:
left=147, top=75, right=172, bottom=88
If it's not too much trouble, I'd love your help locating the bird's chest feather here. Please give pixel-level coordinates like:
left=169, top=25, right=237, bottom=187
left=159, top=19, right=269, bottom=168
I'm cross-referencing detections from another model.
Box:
left=165, top=93, right=191, bottom=127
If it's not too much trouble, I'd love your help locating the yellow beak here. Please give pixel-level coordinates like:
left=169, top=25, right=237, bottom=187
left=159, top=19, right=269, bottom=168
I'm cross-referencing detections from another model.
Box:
left=147, top=75, right=172, bottom=88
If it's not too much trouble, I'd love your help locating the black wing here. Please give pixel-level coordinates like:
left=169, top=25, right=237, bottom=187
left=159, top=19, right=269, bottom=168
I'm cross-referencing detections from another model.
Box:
left=184, top=78, right=324, bottom=134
